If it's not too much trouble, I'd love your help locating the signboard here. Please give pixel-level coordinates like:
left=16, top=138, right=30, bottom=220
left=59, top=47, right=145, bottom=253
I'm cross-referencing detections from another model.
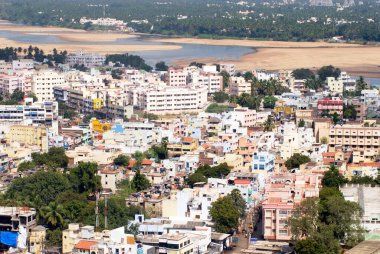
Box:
left=93, top=98, right=102, bottom=109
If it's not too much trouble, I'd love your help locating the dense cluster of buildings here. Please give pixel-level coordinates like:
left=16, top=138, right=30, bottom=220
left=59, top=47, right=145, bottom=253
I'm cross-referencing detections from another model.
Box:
left=0, top=54, right=379, bottom=254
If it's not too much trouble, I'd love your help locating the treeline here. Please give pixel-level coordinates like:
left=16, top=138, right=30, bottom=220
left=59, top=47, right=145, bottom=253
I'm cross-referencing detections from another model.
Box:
left=1, top=147, right=145, bottom=247
left=105, top=54, right=152, bottom=71
left=0, top=46, right=67, bottom=66
left=1, top=0, right=380, bottom=41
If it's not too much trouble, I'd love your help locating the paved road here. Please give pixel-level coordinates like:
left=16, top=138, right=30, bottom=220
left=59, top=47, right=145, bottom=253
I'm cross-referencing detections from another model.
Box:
left=225, top=208, right=253, bottom=253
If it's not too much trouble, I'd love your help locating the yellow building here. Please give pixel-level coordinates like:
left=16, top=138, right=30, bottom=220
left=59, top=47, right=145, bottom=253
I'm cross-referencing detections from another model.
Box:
left=62, top=224, right=81, bottom=254
left=274, top=101, right=295, bottom=116
left=6, top=125, right=48, bottom=152
left=91, top=119, right=112, bottom=133
left=223, top=154, right=244, bottom=171
left=29, top=226, right=46, bottom=254
left=167, top=137, right=199, bottom=157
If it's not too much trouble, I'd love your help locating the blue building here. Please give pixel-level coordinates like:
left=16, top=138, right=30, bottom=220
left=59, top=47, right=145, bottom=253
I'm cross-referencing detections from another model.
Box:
left=251, top=152, right=275, bottom=172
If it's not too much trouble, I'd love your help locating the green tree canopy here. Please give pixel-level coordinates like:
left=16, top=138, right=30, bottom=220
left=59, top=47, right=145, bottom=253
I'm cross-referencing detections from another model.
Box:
left=187, top=173, right=207, bottom=187
left=292, top=68, right=314, bottom=79
left=113, top=154, right=130, bottom=166
left=6, top=171, right=72, bottom=206
left=69, top=162, right=101, bottom=193
left=263, top=96, right=277, bottom=109
left=132, top=170, right=151, bottom=192
left=155, top=61, right=168, bottom=71
left=210, top=195, right=240, bottom=233
left=213, top=91, right=229, bottom=103
left=317, top=65, right=341, bottom=82
left=285, top=153, right=311, bottom=170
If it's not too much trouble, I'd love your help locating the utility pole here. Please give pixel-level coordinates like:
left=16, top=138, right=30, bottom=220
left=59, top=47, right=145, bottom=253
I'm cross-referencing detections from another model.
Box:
left=104, top=194, right=108, bottom=229
left=95, top=191, right=99, bottom=231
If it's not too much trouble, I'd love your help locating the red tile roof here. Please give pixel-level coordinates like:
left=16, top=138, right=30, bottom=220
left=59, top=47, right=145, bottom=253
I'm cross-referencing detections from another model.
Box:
left=234, top=179, right=251, bottom=185
left=182, top=137, right=194, bottom=142
left=141, top=159, right=153, bottom=165
left=74, top=241, right=97, bottom=250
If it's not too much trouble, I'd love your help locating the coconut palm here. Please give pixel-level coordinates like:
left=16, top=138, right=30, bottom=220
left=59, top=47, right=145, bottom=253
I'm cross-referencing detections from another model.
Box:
left=43, top=202, right=65, bottom=228
left=263, top=115, right=276, bottom=132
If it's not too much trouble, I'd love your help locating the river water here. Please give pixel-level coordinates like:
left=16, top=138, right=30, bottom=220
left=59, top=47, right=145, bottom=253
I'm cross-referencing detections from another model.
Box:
left=0, top=30, right=254, bottom=66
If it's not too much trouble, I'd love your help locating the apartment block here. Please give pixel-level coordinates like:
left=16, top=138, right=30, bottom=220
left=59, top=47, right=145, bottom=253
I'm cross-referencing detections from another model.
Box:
left=6, top=125, right=48, bottom=152
left=66, top=50, right=106, bottom=68
left=317, top=97, right=343, bottom=116
left=228, top=77, right=251, bottom=96
left=0, top=99, right=58, bottom=127
left=328, top=124, right=380, bottom=155
left=32, top=71, right=65, bottom=102
left=168, top=68, right=187, bottom=86
left=262, top=173, right=322, bottom=241
left=129, top=85, right=208, bottom=114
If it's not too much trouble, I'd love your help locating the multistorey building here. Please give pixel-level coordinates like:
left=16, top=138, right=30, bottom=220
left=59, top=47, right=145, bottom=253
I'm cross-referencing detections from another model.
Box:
left=66, top=51, right=106, bottom=68
left=32, top=71, right=65, bottom=102
left=328, top=124, right=380, bottom=155
left=0, top=99, right=58, bottom=127
left=228, top=76, right=251, bottom=96
left=127, top=85, right=208, bottom=114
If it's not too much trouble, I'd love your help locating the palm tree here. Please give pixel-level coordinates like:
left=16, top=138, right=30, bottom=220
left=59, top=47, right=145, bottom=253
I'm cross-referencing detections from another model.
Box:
left=263, top=115, right=275, bottom=132
left=43, top=202, right=65, bottom=228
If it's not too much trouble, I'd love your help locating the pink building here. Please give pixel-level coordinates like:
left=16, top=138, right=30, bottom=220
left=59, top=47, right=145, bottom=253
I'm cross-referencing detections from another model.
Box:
left=262, top=173, right=322, bottom=241
left=317, top=98, right=343, bottom=116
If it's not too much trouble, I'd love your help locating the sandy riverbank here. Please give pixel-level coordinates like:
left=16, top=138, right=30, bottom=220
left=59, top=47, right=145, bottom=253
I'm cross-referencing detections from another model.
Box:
left=153, top=37, right=365, bottom=48
left=165, top=38, right=380, bottom=77
left=25, top=32, right=137, bottom=42
left=0, top=37, right=181, bottom=53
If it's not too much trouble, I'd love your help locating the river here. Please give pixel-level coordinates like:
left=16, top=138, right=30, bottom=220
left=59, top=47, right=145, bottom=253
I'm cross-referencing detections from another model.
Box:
left=0, top=30, right=254, bottom=66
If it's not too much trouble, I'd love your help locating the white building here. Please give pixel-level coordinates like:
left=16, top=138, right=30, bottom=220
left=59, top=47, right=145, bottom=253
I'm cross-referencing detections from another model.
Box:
left=168, top=68, right=187, bottom=86
left=228, top=77, right=251, bottom=96
left=128, top=85, right=208, bottom=114
left=66, top=51, right=106, bottom=68
left=190, top=72, right=222, bottom=94
left=32, top=71, right=65, bottom=102
left=0, top=98, right=58, bottom=128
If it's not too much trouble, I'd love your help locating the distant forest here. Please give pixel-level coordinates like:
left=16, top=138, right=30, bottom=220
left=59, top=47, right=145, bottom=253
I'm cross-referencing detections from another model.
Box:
left=1, top=0, right=380, bottom=41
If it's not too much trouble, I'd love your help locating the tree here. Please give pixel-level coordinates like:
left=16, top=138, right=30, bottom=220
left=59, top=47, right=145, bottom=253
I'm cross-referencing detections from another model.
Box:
left=317, top=65, right=341, bottom=82
left=155, top=61, right=168, bottom=71
left=229, top=189, right=246, bottom=217
left=43, top=202, right=65, bottom=228
left=355, top=76, right=369, bottom=96
left=196, top=163, right=231, bottom=178
left=10, top=88, right=24, bottom=102
left=320, top=136, right=328, bottom=144
left=213, top=91, right=229, bottom=103
left=343, top=104, right=357, bottom=120
left=263, top=115, right=275, bottom=132
left=69, top=162, right=101, bottom=193
left=322, top=165, right=347, bottom=188
left=131, top=170, right=151, bottom=191
left=332, top=112, right=340, bottom=125
left=187, top=173, right=207, bottom=187
left=292, top=68, right=314, bottom=79
left=113, top=154, right=130, bottom=166
left=206, top=103, right=228, bottom=113
left=243, top=71, right=253, bottom=81
left=285, top=153, right=311, bottom=170
left=263, top=96, right=277, bottom=109
left=17, top=161, right=36, bottom=172
left=298, top=119, right=306, bottom=128
left=210, top=195, right=240, bottom=233
left=220, top=71, right=230, bottom=90
left=6, top=171, right=71, bottom=206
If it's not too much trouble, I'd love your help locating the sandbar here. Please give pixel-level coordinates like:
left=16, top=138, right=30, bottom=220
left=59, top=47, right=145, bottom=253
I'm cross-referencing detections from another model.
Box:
left=153, top=37, right=364, bottom=48
left=25, top=32, right=136, bottom=42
